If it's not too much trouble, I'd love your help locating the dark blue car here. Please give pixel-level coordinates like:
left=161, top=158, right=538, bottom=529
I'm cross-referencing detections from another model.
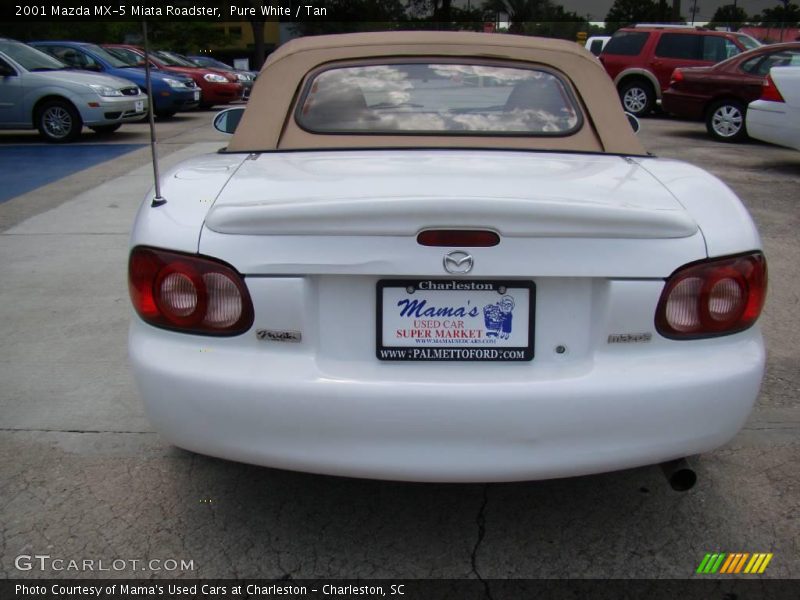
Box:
left=30, top=41, right=200, bottom=117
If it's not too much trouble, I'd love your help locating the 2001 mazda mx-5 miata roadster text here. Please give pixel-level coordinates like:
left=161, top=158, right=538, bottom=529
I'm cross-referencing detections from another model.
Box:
left=128, top=32, right=767, bottom=484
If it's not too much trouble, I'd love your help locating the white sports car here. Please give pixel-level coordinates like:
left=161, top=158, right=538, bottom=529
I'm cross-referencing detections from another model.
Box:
left=128, top=32, right=767, bottom=485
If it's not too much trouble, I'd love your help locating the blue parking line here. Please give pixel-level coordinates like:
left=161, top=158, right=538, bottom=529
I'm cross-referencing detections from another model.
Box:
left=0, top=144, right=145, bottom=203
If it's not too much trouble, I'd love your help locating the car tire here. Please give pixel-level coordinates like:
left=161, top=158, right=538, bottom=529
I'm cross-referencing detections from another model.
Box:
left=706, top=99, right=748, bottom=143
left=619, top=80, right=655, bottom=117
left=89, top=124, right=122, bottom=135
left=36, top=99, right=82, bottom=143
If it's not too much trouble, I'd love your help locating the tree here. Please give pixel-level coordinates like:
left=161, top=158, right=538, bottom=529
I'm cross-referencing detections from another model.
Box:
left=480, top=0, right=589, bottom=35
left=0, top=21, right=125, bottom=43
left=523, top=4, right=591, bottom=40
left=757, top=1, right=800, bottom=27
left=0, top=21, right=224, bottom=51
left=143, top=22, right=227, bottom=53
left=605, top=0, right=661, bottom=34
left=708, top=4, right=750, bottom=30
left=402, top=0, right=485, bottom=31
left=482, top=0, right=547, bottom=34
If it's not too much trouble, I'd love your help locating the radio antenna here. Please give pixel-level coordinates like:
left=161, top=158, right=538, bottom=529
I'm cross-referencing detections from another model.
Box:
left=142, top=20, right=166, bottom=207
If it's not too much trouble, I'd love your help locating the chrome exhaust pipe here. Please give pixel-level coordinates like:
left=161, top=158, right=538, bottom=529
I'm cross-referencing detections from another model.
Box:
left=660, top=458, right=697, bottom=491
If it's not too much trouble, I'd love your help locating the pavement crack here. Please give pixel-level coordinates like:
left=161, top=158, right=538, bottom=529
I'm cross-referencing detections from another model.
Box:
left=470, top=484, right=493, bottom=600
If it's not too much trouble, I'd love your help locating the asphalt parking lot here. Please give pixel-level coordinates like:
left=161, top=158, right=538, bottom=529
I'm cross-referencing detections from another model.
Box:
left=0, top=112, right=798, bottom=582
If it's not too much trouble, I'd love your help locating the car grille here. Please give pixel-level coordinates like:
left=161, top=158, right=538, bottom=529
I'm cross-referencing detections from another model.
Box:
left=121, top=87, right=139, bottom=96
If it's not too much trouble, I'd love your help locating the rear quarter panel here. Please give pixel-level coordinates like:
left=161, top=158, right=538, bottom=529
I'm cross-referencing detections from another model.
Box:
left=635, top=157, right=762, bottom=257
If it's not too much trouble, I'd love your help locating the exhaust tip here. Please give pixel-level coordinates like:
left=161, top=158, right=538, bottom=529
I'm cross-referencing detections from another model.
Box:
left=660, top=458, right=697, bottom=491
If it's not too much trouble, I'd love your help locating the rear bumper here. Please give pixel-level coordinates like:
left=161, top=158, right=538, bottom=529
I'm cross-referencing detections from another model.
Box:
left=130, top=319, right=764, bottom=483
left=661, top=90, right=706, bottom=120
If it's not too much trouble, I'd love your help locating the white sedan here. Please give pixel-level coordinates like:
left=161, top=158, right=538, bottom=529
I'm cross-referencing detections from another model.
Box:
left=128, top=32, right=767, bottom=486
left=747, top=65, right=800, bottom=151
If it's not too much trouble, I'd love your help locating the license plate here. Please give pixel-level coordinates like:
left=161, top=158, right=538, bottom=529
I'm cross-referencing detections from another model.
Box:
left=377, top=279, right=535, bottom=361
left=134, top=100, right=144, bottom=113
left=194, top=90, right=201, bottom=101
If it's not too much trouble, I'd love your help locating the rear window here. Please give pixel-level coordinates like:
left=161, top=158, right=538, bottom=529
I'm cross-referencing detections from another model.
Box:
left=296, top=62, right=582, bottom=136
left=655, top=34, right=702, bottom=60
left=603, top=32, right=649, bottom=56
left=741, top=49, right=800, bottom=76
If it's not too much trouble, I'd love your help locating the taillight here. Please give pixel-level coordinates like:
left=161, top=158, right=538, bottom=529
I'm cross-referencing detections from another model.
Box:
left=417, top=230, right=500, bottom=247
left=128, top=246, right=254, bottom=336
left=655, top=252, right=767, bottom=340
left=670, top=69, right=684, bottom=86
left=760, top=75, right=785, bottom=103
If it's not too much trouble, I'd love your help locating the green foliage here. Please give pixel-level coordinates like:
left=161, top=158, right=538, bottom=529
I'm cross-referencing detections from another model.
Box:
left=708, top=4, right=750, bottom=29
left=0, top=22, right=127, bottom=43
left=757, top=2, right=800, bottom=27
left=143, top=22, right=228, bottom=53
left=522, top=6, right=591, bottom=39
left=0, top=21, right=225, bottom=53
left=605, top=0, right=661, bottom=34
left=480, top=0, right=589, bottom=35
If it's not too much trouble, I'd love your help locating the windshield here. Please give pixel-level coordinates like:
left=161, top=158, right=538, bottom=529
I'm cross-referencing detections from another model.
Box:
left=192, top=56, right=232, bottom=70
left=104, top=46, right=145, bottom=67
left=81, top=44, right=129, bottom=68
left=0, top=39, right=67, bottom=71
left=736, top=35, right=761, bottom=51
left=154, top=51, right=196, bottom=68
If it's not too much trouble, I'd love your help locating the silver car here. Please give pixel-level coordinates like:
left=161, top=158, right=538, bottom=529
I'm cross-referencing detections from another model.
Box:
left=0, top=38, right=148, bottom=142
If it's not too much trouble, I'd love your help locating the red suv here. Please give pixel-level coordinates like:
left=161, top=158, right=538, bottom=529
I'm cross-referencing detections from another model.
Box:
left=599, top=26, right=761, bottom=116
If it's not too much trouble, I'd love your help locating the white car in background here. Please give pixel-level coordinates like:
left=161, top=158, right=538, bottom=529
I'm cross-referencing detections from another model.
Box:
left=0, top=38, right=148, bottom=142
left=585, top=35, right=610, bottom=56
left=747, top=66, right=800, bottom=151
left=128, top=32, right=767, bottom=487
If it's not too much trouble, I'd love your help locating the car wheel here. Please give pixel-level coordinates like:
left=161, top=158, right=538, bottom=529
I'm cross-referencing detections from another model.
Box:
left=36, top=100, right=82, bottom=143
left=89, top=124, right=122, bottom=135
left=706, top=100, right=748, bottom=142
left=619, top=80, right=655, bottom=117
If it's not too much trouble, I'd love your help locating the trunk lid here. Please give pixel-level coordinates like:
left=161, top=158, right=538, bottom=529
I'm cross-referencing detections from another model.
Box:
left=200, top=150, right=707, bottom=278
left=206, top=150, right=695, bottom=239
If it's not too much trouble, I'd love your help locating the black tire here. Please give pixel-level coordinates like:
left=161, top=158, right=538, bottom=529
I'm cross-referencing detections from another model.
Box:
left=36, top=99, right=82, bottom=143
left=89, top=123, right=121, bottom=135
left=705, top=99, right=748, bottom=143
left=619, top=79, right=655, bottom=117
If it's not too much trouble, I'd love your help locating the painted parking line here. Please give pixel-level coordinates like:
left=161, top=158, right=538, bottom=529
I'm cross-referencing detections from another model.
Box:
left=0, top=144, right=145, bottom=203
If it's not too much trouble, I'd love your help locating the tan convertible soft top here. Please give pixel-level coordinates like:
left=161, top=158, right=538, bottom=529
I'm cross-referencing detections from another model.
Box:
left=228, top=31, right=645, bottom=155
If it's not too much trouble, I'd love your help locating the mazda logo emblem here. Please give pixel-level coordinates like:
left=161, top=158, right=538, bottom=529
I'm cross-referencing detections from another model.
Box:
left=443, top=250, right=474, bottom=274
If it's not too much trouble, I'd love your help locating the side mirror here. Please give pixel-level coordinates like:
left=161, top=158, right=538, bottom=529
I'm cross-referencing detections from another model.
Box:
left=213, top=107, right=245, bottom=134
left=625, top=112, right=641, bottom=134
